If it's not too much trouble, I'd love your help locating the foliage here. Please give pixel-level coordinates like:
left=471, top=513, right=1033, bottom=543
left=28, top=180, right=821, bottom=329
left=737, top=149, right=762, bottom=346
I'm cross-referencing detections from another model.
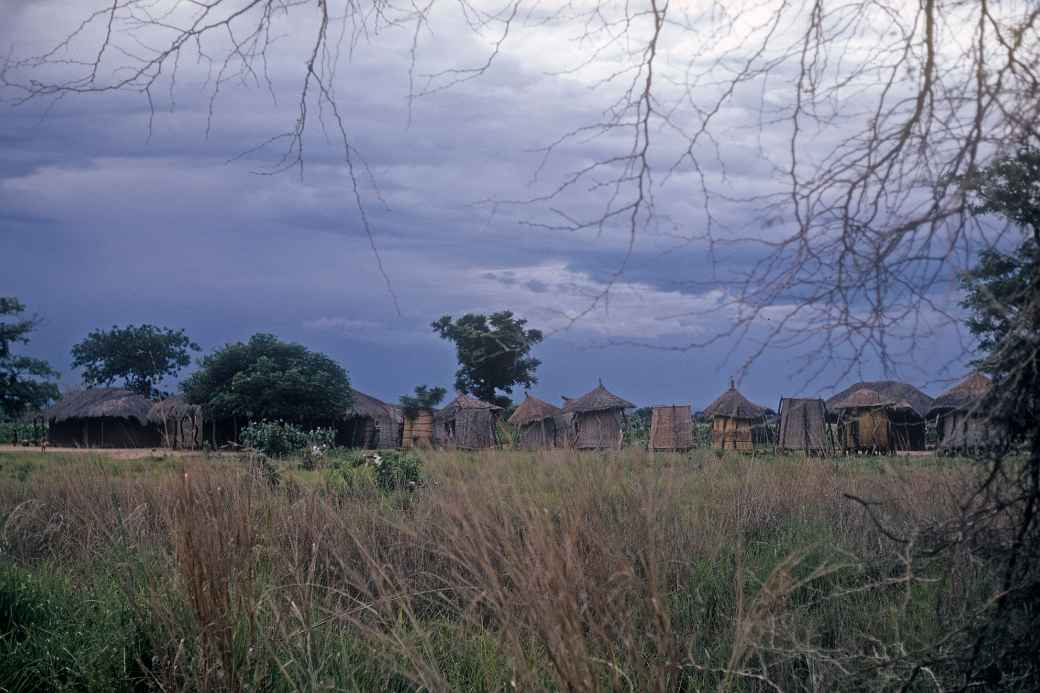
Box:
left=399, top=384, right=446, bottom=418
left=373, top=450, right=424, bottom=492
left=624, top=407, right=652, bottom=448
left=181, top=333, right=351, bottom=422
left=240, top=419, right=334, bottom=459
left=432, top=312, right=542, bottom=408
left=0, top=422, right=46, bottom=445
left=958, top=147, right=1040, bottom=687
left=0, top=564, right=147, bottom=692
left=0, top=298, right=60, bottom=421
left=71, top=324, right=199, bottom=397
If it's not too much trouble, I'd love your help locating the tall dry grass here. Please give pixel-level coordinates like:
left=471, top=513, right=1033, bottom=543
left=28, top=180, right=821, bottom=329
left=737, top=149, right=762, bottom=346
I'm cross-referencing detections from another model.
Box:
left=0, top=449, right=1004, bottom=691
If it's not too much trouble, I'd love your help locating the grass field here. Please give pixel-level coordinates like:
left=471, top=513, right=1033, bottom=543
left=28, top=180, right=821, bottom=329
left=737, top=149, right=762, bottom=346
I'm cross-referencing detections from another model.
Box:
left=0, top=448, right=1011, bottom=691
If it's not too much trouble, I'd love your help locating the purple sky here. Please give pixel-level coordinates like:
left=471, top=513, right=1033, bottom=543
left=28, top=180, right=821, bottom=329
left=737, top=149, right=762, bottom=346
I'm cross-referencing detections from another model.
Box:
left=1, top=1, right=976, bottom=408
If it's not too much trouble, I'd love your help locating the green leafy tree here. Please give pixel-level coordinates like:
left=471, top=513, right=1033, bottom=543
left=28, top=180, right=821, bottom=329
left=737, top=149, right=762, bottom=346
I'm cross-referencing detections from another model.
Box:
left=431, top=311, right=542, bottom=408
left=0, top=297, right=60, bottom=420
left=71, top=324, right=199, bottom=397
left=181, top=333, right=351, bottom=422
left=959, top=147, right=1040, bottom=683
left=399, top=385, right=446, bottom=418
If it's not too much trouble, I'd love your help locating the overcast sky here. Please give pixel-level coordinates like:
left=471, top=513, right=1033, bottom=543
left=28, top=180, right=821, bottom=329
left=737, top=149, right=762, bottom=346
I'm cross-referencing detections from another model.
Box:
left=1, top=0, right=975, bottom=408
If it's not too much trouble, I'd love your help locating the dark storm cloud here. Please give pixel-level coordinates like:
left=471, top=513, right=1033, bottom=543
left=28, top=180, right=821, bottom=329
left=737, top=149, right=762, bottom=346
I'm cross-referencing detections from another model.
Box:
left=0, top=0, right=971, bottom=404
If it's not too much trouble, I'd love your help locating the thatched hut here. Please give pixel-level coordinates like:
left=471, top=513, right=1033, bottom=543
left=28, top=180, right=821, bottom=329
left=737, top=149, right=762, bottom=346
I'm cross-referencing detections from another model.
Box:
left=830, top=388, right=926, bottom=452
left=649, top=405, right=694, bottom=452
left=149, top=396, right=203, bottom=449
left=826, top=381, right=933, bottom=421
left=434, top=393, right=502, bottom=449
left=927, top=373, right=1002, bottom=452
left=561, top=382, right=634, bottom=450
left=46, top=388, right=161, bottom=448
left=703, top=381, right=771, bottom=451
left=776, top=398, right=832, bottom=454
left=340, top=388, right=402, bottom=449
left=508, top=394, right=562, bottom=449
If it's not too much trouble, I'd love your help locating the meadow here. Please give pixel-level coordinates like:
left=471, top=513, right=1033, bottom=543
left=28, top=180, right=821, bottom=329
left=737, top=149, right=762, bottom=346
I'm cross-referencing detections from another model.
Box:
left=0, top=448, right=1012, bottom=692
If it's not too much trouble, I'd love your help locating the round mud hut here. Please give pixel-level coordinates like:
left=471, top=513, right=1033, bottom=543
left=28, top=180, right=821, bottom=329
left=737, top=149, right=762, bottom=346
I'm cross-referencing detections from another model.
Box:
left=46, top=388, right=161, bottom=448
left=927, top=373, right=1001, bottom=453
left=703, top=381, right=771, bottom=451
left=561, top=382, right=635, bottom=450
left=340, top=388, right=403, bottom=449
left=649, top=405, right=694, bottom=452
left=149, top=396, right=203, bottom=450
left=508, top=393, right=563, bottom=449
left=829, top=388, right=926, bottom=453
left=434, top=393, right=502, bottom=449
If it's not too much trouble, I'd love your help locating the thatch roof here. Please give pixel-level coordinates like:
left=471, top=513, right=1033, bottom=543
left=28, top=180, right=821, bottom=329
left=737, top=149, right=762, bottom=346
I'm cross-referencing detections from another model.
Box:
left=928, top=373, right=991, bottom=416
left=435, top=392, right=502, bottom=422
left=346, top=388, right=403, bottom=424
left=829, top=388, right=921, bottom=418
left=46, top=388, right=154, bottom=425
left=508, top=394, right=562, bottom=426
left=561, top=382, right=634, bottom=414
left=826, top=380, right=932, bottom=417
left=703, top=381, right=767, bottom=420
left=148, top=396, right=201, bottom=421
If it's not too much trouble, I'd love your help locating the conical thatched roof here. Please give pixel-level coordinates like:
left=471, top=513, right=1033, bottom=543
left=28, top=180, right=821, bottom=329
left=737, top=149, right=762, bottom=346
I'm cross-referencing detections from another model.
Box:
left=435, top=392, right=502, bottom=421
left=46, top=388, right=154, bottom=425
left=346, top=388, right=403, bottom=424
left=561, top=383, right=634, bottom=414
left=928, top=373, right=991, bottom=416
left=703, top=381, right=767, bottom=420
left=148, top=395, right=201, bottom=421
left=509, top=394, right=562, bottom=426
left=826, top=380, right=932, bottom=417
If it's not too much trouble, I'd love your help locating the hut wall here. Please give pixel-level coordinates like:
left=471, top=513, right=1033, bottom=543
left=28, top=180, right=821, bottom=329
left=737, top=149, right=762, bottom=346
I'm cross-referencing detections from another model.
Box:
left=337, top=417, right=378, bottom=448
left=518, top=419, right=557, bottom=449
left=554, top=413, right=576, bottom=448
left=574, top=409, right=624, bottom=450
left=453, top=409, right=498, bottom=449
left=712, top=416, right=754, bottom=451
left=777, top=400, right=830, bottom=452
left=939, top=412, right=999, bottom=451
left=650, top=406, right=693, bottom=451
left=49, top=417, right=162, bottom=448
left=403, top=411, right=433, bottom=448
left=889, top=413, right=926, bottom=451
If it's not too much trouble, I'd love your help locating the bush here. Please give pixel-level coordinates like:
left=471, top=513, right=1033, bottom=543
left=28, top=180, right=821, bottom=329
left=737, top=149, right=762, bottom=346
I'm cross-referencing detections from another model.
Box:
left=239, top=420, right=334, bottom=459
left=0, top=422, right=45, bottom=445
left=375, top=450, right=424, bottom=492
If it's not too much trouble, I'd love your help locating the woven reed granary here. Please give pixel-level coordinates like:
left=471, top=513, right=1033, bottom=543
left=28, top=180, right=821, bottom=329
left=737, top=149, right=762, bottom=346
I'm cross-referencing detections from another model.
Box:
left=434, top=392, right=502, bottom=449
left=649, top=405, right=694, bottom=452
left=340, top=388, right=402, bottom=449
left=830, top=388, right=926, bottom=452
left=703, top=381, right=771, bottom=451
left=508, top=393, right=562, bottom=449
left=561, top=382, right=634, bottom=450
left=776, top=397, right=832, bottom=454
left=927, top=373, right=1003, bottom=452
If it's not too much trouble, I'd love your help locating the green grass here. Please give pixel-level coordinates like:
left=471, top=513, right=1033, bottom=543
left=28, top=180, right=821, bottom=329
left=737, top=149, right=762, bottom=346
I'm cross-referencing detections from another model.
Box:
left=0, top=448, right=1012, bottom=691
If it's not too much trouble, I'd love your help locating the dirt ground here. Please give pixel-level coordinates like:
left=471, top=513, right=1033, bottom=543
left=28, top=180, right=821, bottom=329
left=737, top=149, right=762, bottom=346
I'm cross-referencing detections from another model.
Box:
left=0, top=444, right=228, bottom=460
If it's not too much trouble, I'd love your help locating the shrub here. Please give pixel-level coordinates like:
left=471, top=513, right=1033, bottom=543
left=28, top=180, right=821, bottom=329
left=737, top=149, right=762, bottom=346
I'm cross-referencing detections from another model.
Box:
left=375, top=450, right=424, bottom=492
left=239, top=420, right=334, bottom=459
left=0, top=422, right=45, bottom=445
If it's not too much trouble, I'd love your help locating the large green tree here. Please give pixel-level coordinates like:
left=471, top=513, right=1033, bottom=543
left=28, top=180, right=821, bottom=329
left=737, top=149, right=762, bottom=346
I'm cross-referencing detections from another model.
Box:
left=959, top=147, right=1040, bottom=684
left=71, top=324, right=200, bottom=397
left=0, top=297, right=60, bottom=420
left=432, top=311, right=542, bottom=408
left=181, top=333, right=351, bottom=422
